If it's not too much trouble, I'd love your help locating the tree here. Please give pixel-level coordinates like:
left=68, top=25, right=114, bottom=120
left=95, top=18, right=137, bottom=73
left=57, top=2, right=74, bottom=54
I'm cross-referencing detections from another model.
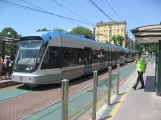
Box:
left=53, top=28, right=67, bottom=33
left=36, top=28, right=50, bottom=32
left=0, top=27, right=20, bottom=39
left=41, top=28, right=50, bottom=31
left=130, top=40, right=134, bottom=49
left=117, top=35, right=124, bottom=46
left=110, top=36, right=117, bottom=45
left=70, top=26, right=93, bottom=38
left=36, top=29, right=41, bottom=32
left=133, top=40, right=143, bottom=52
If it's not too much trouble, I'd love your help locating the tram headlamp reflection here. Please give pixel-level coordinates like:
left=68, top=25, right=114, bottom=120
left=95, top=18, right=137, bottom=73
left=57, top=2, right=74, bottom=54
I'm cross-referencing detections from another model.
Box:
left=26, top=67, right=33, bottom=71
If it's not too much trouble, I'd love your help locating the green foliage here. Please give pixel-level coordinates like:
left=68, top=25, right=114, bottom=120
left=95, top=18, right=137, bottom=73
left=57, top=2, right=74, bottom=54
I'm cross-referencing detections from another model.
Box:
left=117, top=35, right=124, bottom=46
left=133, top=40, right=143, bottom=52
left=0, top=27, right=20, bottom=39
left=70, top=26, right=93, bottom=38
left=130, top=40, right=134, bottom=49
left=36, top=28, right=50, bottom=32
left=110, top=36, right=117, bottom=45
left=36, top=29, right=41, bottom=32
left=53, top=28, right=67, bottom=33
left=41, top=28, right=50, bottom=31
left=110, top=35, right=125, bottom=46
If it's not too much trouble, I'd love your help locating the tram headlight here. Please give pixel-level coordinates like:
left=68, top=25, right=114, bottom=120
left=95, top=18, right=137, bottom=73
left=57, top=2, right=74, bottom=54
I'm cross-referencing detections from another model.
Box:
left=26, top=66, right=33, bottom=71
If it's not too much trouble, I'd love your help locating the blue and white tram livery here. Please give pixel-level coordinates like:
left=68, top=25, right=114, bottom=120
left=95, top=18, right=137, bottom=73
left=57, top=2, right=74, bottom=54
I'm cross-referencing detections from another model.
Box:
left=12, top=31, right=134, bottom=86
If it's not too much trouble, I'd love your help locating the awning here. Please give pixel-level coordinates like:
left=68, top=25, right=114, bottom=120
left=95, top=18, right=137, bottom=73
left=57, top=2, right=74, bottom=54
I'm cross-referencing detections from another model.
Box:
left=131, top=24, right=161, bottom=44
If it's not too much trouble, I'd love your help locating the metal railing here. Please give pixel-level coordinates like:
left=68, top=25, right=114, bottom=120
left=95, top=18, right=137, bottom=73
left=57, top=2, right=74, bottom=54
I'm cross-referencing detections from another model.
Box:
left=61, top=64, right=121, bottom=120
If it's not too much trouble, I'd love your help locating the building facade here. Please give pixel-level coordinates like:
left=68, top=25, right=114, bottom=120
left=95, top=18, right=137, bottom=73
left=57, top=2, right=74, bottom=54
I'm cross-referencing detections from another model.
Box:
left=95, top=21, right=127, bottom=47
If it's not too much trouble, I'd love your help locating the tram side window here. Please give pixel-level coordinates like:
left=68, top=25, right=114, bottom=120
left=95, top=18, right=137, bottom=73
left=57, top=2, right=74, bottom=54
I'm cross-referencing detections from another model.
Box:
left=93, top=50, right=99, bottom=63
left=112, top=52, right=117, bottom=60
left=74, top=49, right=84, bottom=65
left=63, top=47, right=74, bottom=67
left=105, top=51, right=110, bottom=61
left=111, top=52, right=114, bottom=60
left=41, top=47, right=60, bottom=69
left=100, top=50, right=106, bottom=62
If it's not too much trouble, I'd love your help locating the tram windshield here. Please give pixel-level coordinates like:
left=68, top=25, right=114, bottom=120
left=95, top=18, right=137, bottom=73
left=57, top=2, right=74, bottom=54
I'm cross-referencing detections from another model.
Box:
left=14, top=40, right=44, bottom=72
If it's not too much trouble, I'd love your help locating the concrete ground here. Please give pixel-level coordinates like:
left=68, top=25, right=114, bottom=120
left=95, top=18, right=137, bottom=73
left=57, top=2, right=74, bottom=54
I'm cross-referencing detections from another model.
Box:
left=99, top=63, right=161, bottom=120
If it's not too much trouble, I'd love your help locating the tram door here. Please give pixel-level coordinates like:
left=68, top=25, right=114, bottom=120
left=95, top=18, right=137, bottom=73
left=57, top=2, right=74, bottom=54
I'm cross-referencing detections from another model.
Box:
left=84, top=47, right=92, bottom=74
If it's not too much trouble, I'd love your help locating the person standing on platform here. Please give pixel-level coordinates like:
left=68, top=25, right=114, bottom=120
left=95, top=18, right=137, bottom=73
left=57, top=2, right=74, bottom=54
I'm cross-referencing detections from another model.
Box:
left=4, top=56, right=11, bottom=79
left=133, top=52, right=146, bottom=90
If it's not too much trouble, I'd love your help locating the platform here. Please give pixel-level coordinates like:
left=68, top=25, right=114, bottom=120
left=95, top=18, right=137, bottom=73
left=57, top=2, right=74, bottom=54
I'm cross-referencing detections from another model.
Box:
left=0, top=76, right=19, bottom=88
left=99, top=62, right=161, bottom=120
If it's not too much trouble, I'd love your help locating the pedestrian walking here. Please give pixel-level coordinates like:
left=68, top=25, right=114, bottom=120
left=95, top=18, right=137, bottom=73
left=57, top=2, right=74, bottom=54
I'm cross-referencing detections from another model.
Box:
left=132, top=52, right=146, bottom=90
left=0, top=52, right=3, bottom=80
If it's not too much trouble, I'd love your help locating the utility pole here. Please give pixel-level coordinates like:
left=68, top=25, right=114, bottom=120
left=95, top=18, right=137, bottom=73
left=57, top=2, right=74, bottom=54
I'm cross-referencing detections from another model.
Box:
left=93, top=26, right=96, bottom=40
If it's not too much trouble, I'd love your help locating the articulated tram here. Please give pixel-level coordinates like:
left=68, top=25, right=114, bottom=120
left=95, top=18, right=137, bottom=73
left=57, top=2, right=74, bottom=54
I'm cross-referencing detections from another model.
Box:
left=12, top=31, right=136, bottom=86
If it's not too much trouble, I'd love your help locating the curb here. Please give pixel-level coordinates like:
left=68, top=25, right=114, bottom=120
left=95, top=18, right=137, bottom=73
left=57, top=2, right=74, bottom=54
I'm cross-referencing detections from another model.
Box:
left=0, top=80, right=20, bottom=88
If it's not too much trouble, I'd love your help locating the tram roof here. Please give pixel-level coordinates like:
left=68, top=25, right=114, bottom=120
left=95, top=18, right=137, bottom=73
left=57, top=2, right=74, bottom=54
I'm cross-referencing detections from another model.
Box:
left=23, top=31, right=133, bottom=51
left=42, top=31, right=107, bottom=45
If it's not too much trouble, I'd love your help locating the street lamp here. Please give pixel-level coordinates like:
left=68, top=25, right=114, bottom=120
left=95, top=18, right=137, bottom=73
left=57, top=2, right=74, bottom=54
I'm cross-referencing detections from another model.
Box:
left=7, top=32, right=12, bottom=54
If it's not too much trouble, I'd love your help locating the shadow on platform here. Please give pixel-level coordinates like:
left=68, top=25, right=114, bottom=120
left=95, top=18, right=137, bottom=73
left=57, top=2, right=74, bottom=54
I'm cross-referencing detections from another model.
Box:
left=144, top=76, right=155, bottom=92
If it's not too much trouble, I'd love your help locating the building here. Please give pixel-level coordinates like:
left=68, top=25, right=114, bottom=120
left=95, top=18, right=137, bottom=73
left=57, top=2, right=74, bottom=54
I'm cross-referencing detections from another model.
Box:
left=95, top=21, right=127, bottom=47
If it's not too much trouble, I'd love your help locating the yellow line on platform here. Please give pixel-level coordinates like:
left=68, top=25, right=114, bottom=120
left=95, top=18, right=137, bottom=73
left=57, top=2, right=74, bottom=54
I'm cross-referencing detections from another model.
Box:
left=106, top=79, right=136, bottom=120
left=84, top=102, right=92, bottom=109
left=83, top=92, right=104, bottom=109
left=68, top=110, right=81, bottom=120
left=106, top=93, right=127, bottom=120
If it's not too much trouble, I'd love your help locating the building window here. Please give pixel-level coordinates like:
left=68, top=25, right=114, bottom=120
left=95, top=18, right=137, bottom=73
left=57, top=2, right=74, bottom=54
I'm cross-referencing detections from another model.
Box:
left=113, top=29, right=116, bottom=33
left=109, top=30, right=112, bottom=33
left=104, top=30, right=105, bottom=32
left=117, top=29, right=119, bottom=32
left=121, top=29, right=123, bottom=32
left=106, top=30, right=108, bottom=32
left=106, top=35, right=108, bottom=38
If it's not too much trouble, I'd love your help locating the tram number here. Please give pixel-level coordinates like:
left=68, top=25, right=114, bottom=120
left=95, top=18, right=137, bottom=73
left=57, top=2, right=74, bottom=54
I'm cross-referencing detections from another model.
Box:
left=84, top=67, right=92, bottom=73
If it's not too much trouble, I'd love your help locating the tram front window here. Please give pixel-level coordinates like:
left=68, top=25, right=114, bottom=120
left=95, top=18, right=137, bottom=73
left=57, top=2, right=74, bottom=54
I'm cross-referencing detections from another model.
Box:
left=14, top=40, right=43, bottom=72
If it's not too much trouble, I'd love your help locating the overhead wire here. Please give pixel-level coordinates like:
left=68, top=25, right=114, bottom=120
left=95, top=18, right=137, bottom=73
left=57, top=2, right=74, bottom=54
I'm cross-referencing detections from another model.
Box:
left=51, top=0, right=95, bottom=26
left=1, top=0, right=93, bottom=25
left=104, top=0, right=122, bottom=21
left=20, top=0, right=79, bottom=26
left=87, top=0, right=114, bottom=22
left=104, top=0, right=134, bottom=39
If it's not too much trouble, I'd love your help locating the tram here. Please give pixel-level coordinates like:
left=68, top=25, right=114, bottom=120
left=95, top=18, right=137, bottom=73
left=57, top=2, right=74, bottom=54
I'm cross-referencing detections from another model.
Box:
left=12, top=31, right=135, bottom=86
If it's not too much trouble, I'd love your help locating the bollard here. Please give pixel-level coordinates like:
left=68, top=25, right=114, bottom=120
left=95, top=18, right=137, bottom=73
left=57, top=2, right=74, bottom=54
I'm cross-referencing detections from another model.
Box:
left=117, top=64, right=120, bottom=95
left=61, top=79, right=69, bottom=120
left=108, top=67, right=112, bottom=105
left=92, top=71, right=98, bottom=120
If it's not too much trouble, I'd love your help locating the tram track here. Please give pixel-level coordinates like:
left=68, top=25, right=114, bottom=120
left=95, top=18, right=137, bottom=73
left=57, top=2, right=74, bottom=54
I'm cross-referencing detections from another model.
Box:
left=0, top=62, right=134, bottom=120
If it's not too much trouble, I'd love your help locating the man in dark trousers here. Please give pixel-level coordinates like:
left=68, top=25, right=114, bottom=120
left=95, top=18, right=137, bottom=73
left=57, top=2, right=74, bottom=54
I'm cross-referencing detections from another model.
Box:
left=133, top=53, right=146, bottom=90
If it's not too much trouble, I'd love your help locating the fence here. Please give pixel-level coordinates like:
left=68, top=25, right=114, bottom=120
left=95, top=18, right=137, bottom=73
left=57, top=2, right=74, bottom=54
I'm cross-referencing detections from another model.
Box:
left=61, top=63, right=136, bottom=120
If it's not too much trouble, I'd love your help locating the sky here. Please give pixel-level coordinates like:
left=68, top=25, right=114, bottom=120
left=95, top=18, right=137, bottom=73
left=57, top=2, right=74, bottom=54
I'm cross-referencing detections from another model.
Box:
left=0, top=0, right=161, bottom=39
